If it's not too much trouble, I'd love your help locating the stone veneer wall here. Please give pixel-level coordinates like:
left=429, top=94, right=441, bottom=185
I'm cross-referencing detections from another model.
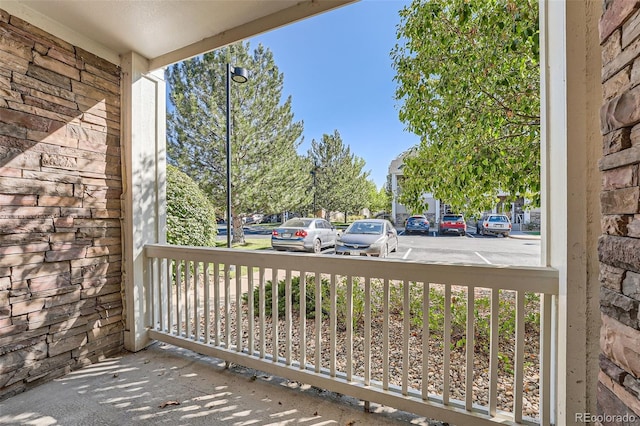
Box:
left=0, top=9, right=124, bottom=399
left=599, top=0, right=640, bottom=420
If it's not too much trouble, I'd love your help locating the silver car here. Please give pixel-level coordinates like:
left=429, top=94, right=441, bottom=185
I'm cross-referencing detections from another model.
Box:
left=271, top=218, right=336, bottom=253
left=335, top=219, right=398, bottom=258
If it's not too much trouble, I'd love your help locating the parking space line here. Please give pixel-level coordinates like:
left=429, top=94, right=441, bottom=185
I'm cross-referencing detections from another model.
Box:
left=403, top=248, right=412, bottom=260
left=475, top=251, right=492, bottom=264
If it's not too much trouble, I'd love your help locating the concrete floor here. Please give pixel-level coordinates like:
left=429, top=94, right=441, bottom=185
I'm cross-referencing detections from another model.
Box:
left=0, top=342, right=444, bottom=426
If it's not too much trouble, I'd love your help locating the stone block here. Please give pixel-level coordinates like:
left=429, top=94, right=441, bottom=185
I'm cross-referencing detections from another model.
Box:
left=0, top=176, right=74, bottom=196
left=601, top=313, right=640, bottom=378
left=603, top=165, right=639, bottom=189
left=45, top=247, right=87, bottom=262
left=601, top=352, right=629, bottom=384
left=0, top=194, right=37, bottom=206
left=75, top=47, right=119, bottom=77
left=0, top=330, right=46, bottom=356
left=46, top=47, right=80, bottom=68
left=12, top=72, right=74, bottom=102
left=48, top=332, right=87, bottom=357
left=601, top=187, right=640, bottom=214
left=601, top=286, right=639, bottom=328
left=628, top=214, right=640, bottom=237
left=11, top=261, right=70, bottom=282
left=0, top=106, right=53, bottom=133
left=0, top=341, right=47, bottom=374
left=33, top=51, right=79, bottom=81
left=26, top=63, right=71, bottom=91
left=80, top=70, right=119, bottom=94
left=0, top=48, right=28, bottom=74
left=0, top=242, right=50, bottom=256
left=601, top=84, right=640, bottom=134
left=70, top=80, right=119, bottom=107
left=623, top=7, right=640, bottom=49
left=602, top=215, right=630, bottom=236
left=29, top=272, right=72, bottom=292
left=0, top=206, right=61, bottom=219
left=597, top=378, right=640, bottom=421
left=623, top=271, right=640, bottom=299
left=0, top=218, right=53, bottom=234
left=601, top=0, right=640, bottom=44
left=600, top=235, right=640, bottom=274
left=6, top=16, right=74, bottom=53
left=38, top=196, right=81, bottom=207
left=604, top=66, right=630, bottom=101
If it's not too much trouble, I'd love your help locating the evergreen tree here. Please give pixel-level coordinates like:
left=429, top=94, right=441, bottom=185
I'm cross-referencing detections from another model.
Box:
left=167, top=42, right=310, bottom=244
left=308, top=131, right=370, bottom=220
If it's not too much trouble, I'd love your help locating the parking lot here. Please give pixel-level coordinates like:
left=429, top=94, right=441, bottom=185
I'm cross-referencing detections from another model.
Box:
left=389, top=231, right=541, bottom=266
left=234, top=227, right=542, bottom=266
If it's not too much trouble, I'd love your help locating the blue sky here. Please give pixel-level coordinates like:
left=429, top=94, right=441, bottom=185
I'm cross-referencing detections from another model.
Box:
left=249, top=0, right=417, bottom=189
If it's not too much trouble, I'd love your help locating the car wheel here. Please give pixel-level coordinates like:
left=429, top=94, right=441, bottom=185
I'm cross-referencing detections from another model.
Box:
left=504, top=232, right=510, bottom=237
left=461, top=231, right=466, bottom=236
left=313, top=239, right=321, bottom=254
left=480, top=228, right=484, bottom=236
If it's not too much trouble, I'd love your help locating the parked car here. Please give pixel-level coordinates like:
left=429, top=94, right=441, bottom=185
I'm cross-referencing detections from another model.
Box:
left=405, top=215, right=430, bottom=234
left=476, top=214, right=512, bottom=237
left=271, top=218, right=336, bottom=253
left=335, top=219, right=398, bottom=258
left=438, top=214, right=467, bottom=236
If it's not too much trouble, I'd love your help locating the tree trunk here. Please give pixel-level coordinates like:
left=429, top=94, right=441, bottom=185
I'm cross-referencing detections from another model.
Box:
left=232, top=215, right=245, bottom=245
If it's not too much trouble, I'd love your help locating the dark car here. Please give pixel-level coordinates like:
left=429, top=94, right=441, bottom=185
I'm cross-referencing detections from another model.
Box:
left=438, top=214, right=467, bottom=236
left=271, top=218, right=336, bottom=253
left=405, top=215, right=430, bottom=234
left=476, top=214, right=512, bottom=237
left=335, top=219, right=398, bottom=258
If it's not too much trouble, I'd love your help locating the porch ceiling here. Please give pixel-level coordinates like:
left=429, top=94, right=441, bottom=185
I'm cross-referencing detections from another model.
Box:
left=1, top=0, right=356, bottom=68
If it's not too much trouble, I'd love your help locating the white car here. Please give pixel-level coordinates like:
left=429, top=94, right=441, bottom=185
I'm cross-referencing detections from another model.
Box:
left=476, top=214, right=512, bottom=237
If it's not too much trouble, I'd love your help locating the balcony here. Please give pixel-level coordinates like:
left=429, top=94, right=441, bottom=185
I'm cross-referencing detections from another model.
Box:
left=140, top=244, right=558, bottom=425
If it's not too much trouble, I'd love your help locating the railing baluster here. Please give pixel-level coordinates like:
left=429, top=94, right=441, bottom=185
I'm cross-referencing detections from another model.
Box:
left=204, top=262, right=211, bottom=344
left=364, top=276, right=371, bottom=386
left=194, top=261, right=200, bottom=342
left=259, top=266, right=266, bottom=358
left=272, top=268, right=279, bottom=363
left=285, top=269, right=292, bottom=365
left=443, top=284, right=451, bottom=405
left=403, top=280, right=410, bottom=396
left=159, top=258, right=166, bottom=332
left=330, top=273, right=336, bottom=377
left=383, top=278, right=389, bottom=390
left=248, top=266, right=254, bottom=355
left=315, top=271, right=322, bottom=373
left=514, top=291, right=525, bottom=423
left=167, top=259, right=173, bottom=335
left=489, top=288, right=499, bottom=417
left=346, top=275, right=353, bottom=382
left=176, top=260, right=183, bottom=337
left=185, top=260, right=192, bottom=339
left=224, top=264, right=231, bottom=349
left=300, top=270, right=307, bottom=370
left=422, top=282, right=430, bottom=400
left=466, top=286, right=475, bottom=411
left=540, top=293, right=552, bottom=425
left=146, top=256, right=154, bottom=329
left=214, top=263, right=220, bottom=347
left=236, top=263, right=242, bottom=352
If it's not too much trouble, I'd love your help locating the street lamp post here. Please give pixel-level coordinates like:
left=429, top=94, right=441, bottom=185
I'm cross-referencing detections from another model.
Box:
left=225, top=63, right=248, bottom=248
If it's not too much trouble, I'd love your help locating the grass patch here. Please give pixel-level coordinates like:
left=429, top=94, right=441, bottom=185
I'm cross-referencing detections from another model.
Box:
left=216, top=238, right=271, bottom=250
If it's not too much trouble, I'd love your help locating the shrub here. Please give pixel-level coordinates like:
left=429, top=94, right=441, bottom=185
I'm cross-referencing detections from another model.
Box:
left=166, top=164, right=217, bottom=246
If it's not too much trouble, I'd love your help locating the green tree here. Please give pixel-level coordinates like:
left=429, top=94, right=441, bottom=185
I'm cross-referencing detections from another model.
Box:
left=166, top=42, right=311, bottom=244
left=308, top=131, right=371, bottom=220
left=166, top=165, right=217, bottom=247
left=392, top=0, right=540, bottom=215
left=367, top=181, right=391, bottom=215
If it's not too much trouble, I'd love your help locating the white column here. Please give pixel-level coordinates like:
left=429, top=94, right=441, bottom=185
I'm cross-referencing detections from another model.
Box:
left=121, top=52, right=167, bottom=352
left=541, top=0, right=601, bottom=423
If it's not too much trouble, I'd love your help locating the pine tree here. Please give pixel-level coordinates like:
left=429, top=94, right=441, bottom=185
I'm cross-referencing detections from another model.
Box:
left=167, top=42, right=310, bottom=244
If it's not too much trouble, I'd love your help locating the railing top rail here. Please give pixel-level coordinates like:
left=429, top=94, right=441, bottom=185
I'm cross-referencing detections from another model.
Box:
left=145, top=244, right=559, bottom=294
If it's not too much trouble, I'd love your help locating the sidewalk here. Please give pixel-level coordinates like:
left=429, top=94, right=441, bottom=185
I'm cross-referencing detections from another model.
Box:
left=0, top=342, right=441, bottom=426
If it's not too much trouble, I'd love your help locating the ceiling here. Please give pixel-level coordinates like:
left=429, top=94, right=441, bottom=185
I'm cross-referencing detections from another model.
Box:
left=1, top=0, right=356, bottom=69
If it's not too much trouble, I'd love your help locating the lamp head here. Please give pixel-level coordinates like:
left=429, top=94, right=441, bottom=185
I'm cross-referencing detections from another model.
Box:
left=231, top=67, right=248, bottom=84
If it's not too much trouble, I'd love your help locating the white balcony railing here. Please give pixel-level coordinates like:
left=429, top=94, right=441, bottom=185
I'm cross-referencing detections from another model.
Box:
left=144, top=244, right=558, bottom=426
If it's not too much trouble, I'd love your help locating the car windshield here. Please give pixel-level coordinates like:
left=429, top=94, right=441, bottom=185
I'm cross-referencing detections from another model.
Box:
left=443, top=215, right=462, bottom=221
left=407, top=217, right=425, bottom=223
left=347, top=222, right=383, bottom=235
left=489, top=216, right=508, bottom=222
left=282, top=219, right=312, bottom=228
